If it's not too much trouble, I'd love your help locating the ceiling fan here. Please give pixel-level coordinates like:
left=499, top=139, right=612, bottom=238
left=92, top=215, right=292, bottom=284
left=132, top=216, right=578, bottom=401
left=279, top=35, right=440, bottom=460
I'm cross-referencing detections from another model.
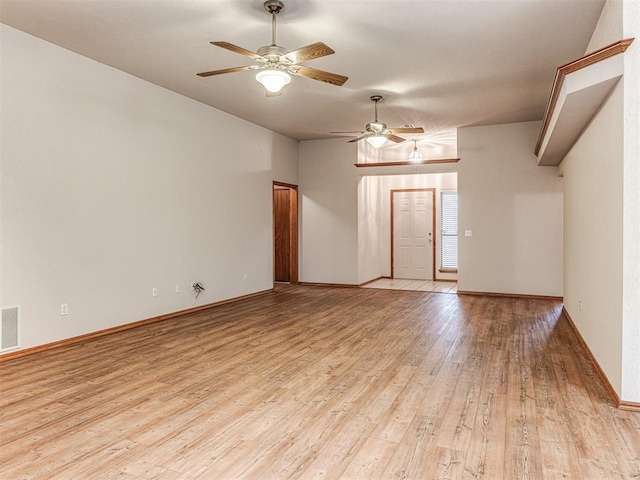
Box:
left=331, top=95, right=424, bottom=148
left=197, top=0, right=348, bottom=96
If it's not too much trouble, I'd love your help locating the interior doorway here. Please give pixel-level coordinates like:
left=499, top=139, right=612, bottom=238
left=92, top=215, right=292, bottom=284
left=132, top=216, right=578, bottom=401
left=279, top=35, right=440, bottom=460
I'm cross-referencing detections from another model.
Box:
left=391, top=188, right=436, bottom=280
left=273, top=182, right=298, bottom=284
left=357, top=172, right=457, bottom=284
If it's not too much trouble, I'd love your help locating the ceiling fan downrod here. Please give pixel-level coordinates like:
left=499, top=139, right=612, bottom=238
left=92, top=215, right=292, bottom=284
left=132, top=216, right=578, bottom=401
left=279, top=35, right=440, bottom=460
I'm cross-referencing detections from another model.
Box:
left=371, top=95, right=383, bottom=122
left=264, top=0, right=284, bottom=47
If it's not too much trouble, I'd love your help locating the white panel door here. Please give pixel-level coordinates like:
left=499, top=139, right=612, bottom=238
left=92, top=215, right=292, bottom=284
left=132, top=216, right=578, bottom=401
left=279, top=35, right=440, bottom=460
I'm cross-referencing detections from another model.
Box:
left=393, top=190, right=434, bottom=280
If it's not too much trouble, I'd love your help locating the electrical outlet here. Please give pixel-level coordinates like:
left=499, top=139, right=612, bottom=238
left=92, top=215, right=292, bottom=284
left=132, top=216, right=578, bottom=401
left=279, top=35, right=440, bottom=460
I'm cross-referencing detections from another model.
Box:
left=579, top=300, right=583, bottom=311
left=243, top=273, right=247, bottom=281
left=60, top=304, right=68, bottom=316
left=152, top=287, right=158, bottom=297
left=175, top=284, right=181, bottom=294
left=465, top=230, right=473, bottom=237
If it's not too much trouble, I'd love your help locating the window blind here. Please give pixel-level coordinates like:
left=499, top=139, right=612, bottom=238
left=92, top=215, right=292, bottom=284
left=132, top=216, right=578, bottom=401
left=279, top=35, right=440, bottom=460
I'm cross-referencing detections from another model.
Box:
left=441, top=192, right=458, bottom=269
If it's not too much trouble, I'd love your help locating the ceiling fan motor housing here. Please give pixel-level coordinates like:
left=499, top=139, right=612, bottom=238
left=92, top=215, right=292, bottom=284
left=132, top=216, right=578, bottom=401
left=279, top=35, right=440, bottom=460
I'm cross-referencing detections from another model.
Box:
left=257, top=44, right=289, bottom=60
left=366, top=122, right=387, bottom=133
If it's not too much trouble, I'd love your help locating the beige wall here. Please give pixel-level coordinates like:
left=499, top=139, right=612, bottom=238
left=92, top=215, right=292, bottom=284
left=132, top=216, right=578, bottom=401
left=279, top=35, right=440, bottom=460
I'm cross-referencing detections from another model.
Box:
left=357, top=176, right=384, bottom=284
left=298, top=138, right=359, bottom=284
left=560, top=83, right=624, bottom=393
left=1, top=25, right=298, bottom=351
left=586, top=0, right=622, bottom=52
left=561, top=0, right=640, bottom=403
left=457, top=121, right=564, bottom=297
left=620, top=0, right=640, bottom=404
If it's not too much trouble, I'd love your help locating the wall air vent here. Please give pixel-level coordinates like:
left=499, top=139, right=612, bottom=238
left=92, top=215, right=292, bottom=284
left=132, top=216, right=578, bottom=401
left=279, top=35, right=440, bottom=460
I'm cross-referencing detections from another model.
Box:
left=1, top=307, right=20, bottom=351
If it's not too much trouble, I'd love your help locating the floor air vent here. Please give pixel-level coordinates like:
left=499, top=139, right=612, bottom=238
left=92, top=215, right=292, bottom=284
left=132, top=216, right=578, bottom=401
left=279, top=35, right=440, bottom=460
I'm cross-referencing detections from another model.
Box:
left=2, top=307, right=19, bottom=351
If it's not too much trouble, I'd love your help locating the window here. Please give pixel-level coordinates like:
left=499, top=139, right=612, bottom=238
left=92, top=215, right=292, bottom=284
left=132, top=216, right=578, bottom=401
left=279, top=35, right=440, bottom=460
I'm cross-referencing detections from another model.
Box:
left=440, top=191, right=458, bottom=270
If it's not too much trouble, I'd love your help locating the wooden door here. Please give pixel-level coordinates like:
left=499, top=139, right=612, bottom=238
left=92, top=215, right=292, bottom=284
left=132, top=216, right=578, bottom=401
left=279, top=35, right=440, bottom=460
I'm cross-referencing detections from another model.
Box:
left=392, top=189, right=435, bottom=280
left=273, top=183, right=298, bottom=283
left=274, top=187, right=290, bottom=282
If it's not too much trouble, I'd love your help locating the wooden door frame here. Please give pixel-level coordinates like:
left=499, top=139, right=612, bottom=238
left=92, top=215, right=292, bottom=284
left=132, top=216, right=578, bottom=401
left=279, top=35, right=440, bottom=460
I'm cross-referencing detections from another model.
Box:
left=273, top=182, right=298, bottom=284
left=390, top=188, right=436, bottom=280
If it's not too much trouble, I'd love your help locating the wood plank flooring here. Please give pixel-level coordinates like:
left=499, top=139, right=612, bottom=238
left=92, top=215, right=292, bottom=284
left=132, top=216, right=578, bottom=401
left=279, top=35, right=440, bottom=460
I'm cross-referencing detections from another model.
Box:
left=1, top=285, right=639, bottom=479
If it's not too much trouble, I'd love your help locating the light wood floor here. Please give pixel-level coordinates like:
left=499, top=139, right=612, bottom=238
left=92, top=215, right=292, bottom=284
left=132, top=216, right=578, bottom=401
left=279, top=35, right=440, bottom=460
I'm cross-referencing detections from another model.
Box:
left=363, top=278, right=458, bottom=293
left=1, top=285, right=639, bottom=479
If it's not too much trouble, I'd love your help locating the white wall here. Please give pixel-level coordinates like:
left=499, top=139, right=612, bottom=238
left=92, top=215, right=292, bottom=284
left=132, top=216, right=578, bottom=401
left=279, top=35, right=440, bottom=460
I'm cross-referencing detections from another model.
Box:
left=298, top=138, right=359, bottom=284
left=621, top=0, right=640, bottom=405
left=457, top=121, right=564, bottom=297
left=0, top=25, right=298, bottom=351
left=561, top=0, right=640, bottom=404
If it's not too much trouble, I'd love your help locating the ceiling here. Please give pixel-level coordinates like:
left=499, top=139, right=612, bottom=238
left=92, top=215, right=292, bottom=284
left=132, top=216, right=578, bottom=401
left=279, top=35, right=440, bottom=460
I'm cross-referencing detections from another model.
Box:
left=0, top=0, right=605, bottom=149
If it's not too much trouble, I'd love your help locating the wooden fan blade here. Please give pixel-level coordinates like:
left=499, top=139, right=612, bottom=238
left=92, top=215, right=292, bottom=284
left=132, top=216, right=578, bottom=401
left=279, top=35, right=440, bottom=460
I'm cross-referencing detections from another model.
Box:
left=388, top=127, right=425, bottom=134
left=211, top=41, right=264, bottom=60
left=197, top=66, right=253, bottom=77
left=292, top=66, right=348, bottom=86
left=330, top=131, right=365, bottom=134
left=385, top=133, right=407, bottom=143
left=348, top=134, right=370, bottom=143
left=281, top=42, right=335, bottom=64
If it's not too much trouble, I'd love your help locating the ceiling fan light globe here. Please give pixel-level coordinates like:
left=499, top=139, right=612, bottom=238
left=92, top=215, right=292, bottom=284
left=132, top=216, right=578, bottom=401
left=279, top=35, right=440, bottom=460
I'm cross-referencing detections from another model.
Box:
left=408, top=149, right=424, bottom=163
left=366, top=135, right=387, bottom=148
left=256, top=69, right=291, bottom=93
